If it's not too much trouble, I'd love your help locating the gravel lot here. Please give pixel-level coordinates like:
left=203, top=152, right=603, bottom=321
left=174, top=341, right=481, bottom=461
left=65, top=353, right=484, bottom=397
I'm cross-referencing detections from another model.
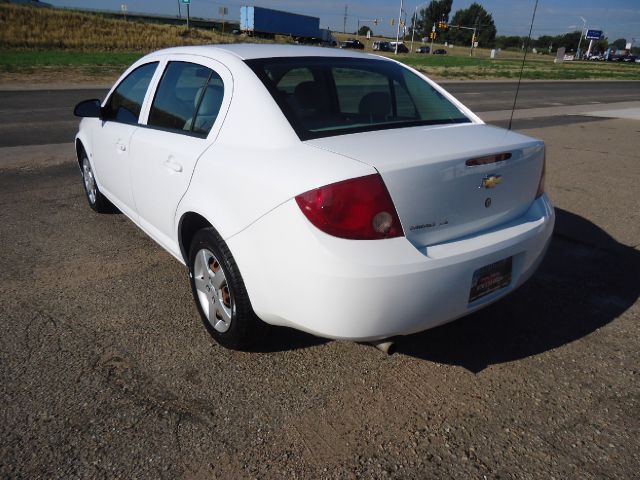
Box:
left=1, top=117, right=639, bottom=479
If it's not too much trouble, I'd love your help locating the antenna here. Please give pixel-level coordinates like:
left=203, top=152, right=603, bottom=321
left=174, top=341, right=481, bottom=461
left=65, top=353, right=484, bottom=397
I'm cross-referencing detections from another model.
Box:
left=508, top=0, right=539, bottom=131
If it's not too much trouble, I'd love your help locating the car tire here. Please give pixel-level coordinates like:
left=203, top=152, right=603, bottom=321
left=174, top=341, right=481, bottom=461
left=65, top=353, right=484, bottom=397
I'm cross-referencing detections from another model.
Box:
left=188, top=227, right=262, bottom=350
left=80, top=150, right=114, bottom=213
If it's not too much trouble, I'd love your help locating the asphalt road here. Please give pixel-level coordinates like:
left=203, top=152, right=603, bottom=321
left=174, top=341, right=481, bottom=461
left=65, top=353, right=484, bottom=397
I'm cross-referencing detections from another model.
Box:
left=1, top=92, right=639, bottom=476
left=1, top=81, right=639, bottom=147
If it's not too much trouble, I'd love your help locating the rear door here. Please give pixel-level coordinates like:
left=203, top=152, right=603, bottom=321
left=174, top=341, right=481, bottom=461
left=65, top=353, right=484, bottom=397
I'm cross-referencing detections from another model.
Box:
left=129, top=56, right=232, bottom=251
left=92, top=62, right=159, bottom=219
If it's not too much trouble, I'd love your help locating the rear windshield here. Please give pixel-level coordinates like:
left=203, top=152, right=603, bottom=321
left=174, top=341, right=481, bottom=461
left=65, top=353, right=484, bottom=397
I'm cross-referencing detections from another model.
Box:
left=245, top=56, right=470, bottom=140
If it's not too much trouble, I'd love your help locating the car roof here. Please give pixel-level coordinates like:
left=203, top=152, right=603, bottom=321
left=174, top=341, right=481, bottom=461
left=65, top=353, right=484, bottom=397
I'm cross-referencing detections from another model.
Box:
left=150, top=43, right=378, bottom=61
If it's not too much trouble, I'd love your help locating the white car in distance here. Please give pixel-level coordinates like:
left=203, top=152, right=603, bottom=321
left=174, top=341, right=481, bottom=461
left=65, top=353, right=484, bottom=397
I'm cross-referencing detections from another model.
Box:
left=74, top=44, right=554, bottom=351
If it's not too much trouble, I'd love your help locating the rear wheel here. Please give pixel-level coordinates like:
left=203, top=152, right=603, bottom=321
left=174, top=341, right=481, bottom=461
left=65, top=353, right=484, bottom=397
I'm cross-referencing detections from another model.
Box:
left=80, top=152, right=113, bottom=213
left=188, top=227, right=262, bottom=350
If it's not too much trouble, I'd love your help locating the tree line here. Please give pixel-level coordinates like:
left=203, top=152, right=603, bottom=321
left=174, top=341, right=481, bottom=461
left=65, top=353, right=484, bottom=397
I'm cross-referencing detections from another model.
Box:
left=411, top=0, right=633, bottom=54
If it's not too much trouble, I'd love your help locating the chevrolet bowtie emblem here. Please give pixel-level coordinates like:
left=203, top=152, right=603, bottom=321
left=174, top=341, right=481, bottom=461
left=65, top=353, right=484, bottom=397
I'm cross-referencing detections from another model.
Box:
left=480, top=174, right=502, bottom=189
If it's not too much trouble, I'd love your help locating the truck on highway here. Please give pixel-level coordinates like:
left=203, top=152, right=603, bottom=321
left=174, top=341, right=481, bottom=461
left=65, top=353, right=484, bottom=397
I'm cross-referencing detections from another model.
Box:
left=239, top=6, right=335, bottom=46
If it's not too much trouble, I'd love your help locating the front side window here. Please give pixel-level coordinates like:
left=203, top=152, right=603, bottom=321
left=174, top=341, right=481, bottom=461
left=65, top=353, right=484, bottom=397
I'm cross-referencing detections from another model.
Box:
left=246, top=57, right=470, bottom=140
left=148, top=61, right=224, bottom=136
left=103, top=62, right=158, bottom=124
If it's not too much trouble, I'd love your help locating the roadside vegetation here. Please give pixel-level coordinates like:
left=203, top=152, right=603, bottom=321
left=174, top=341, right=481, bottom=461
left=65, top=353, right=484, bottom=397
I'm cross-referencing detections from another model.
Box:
left=336, top=33, right=640, bottom=81
left=0, top=3, right=235, bottom=50
left=0, top=3, right=637, bottom=85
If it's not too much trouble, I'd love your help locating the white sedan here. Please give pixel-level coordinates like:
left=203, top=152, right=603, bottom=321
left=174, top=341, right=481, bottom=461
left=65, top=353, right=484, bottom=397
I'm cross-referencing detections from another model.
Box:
left=74, top=44, right=554, bottom=350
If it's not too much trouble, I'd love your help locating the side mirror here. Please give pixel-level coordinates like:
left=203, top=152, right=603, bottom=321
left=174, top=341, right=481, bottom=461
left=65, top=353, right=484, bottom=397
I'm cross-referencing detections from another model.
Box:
left=74, top=99, right=102, bottom=118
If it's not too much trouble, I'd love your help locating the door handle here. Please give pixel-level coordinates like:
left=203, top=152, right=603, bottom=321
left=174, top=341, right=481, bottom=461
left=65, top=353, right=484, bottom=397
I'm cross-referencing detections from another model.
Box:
left=116, top=142, right=127, bottom=152
left=163, top=158, right=183, bottom=173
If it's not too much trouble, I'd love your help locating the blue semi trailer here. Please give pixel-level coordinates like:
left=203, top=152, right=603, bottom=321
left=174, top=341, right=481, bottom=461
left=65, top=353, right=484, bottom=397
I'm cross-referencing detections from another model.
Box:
left=239, top=6, right=335, bottom=45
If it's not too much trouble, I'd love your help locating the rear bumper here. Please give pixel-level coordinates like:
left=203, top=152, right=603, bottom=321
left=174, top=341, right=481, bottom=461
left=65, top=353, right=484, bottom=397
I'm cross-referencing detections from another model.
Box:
left=227, top=194, right=555, bottom=341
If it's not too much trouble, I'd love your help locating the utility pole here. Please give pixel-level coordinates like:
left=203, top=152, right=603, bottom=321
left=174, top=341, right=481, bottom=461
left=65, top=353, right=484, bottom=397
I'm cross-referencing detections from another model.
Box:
left=429, top=23, right=435, bottom=54
left=410, top=5, right=418, bottom=52
left=394, top=0, right=403, bottom=54
left=470, top=27, right=476, bottom=56
left=343, top=5, right=347, bottom=34
left=177, top=0, right=181, bottom=19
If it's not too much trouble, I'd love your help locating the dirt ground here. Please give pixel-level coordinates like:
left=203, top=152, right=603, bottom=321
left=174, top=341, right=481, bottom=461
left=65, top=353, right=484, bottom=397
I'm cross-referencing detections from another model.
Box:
left=1, top=117, right=638, bottom=478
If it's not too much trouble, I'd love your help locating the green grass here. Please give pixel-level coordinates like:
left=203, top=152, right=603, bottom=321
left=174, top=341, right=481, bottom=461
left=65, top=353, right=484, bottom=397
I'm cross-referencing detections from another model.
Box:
left=0, top=49, right=142, bottom=68
left=1, top=47, right=638, bottom=82
left=393, top=54, right=640, bottom=80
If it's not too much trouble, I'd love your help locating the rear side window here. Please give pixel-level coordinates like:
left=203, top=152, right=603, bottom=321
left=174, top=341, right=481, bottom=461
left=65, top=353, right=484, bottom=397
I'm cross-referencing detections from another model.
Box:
left=148, top=61, right=224, bottom=136
left=104, top=62, right=158, bottom=124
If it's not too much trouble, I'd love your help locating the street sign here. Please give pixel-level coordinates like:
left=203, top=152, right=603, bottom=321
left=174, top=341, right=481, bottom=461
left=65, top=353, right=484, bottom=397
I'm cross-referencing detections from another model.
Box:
left=219, top=7, right=228, bottom=16
left=585, top=29, right=602, bottom=40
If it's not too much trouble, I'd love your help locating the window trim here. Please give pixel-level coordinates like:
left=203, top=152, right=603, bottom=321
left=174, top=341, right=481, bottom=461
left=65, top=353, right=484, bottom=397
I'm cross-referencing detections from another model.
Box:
left=145, top=60, right=222, bottom=138
left=102, top=61, right=160, bottom=126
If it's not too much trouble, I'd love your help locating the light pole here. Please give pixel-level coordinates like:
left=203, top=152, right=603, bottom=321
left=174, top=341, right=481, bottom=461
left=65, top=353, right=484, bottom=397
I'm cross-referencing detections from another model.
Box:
left=409, top=2, right=430, bottom=52
left=395, top=0, right=404, bottom=54
left=576, top=16, right=587, bottom=59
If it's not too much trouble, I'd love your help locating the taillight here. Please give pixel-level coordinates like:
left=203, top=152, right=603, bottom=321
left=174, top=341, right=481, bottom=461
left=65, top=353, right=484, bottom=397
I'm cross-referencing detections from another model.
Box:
left=295, top=174, right=404, bottom=240
left=536, top=149, right=546, bottom=198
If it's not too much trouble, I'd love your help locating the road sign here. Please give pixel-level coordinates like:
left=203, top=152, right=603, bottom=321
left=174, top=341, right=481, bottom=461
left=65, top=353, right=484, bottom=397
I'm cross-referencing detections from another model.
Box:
left=219, top=7, right=228, bottom=16
left=585, top=29, right=602, bottom=40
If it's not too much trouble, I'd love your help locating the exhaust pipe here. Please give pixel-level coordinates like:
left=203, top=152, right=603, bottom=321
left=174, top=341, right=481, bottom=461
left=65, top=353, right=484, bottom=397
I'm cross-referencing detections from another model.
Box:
left=371, top=340, right=396, bottom=355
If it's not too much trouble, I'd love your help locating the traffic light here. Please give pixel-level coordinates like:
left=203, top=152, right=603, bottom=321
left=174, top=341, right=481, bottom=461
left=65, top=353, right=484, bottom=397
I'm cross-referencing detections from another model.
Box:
left=430, top=31, right=437, bottom=40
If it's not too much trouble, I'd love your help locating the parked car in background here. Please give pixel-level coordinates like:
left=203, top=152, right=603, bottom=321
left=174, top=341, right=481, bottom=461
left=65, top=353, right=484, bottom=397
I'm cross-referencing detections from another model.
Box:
left=389, top=42, right=409, bottom=53
left=415, top=45, right=430, bottom=54
left=73, top=44, right=553, bottom=351
left=339, top=39, right=364, bottom=49
left=372, top=41, right=391, bottom=52
left=434, top=48, right=447, bottom=55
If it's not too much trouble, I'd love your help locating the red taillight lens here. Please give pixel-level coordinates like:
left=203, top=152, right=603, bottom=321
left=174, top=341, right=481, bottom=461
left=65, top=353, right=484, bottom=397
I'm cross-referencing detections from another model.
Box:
left=536, top=149, right=546, bottom=198
left=295, top=174, right=404, bottom=240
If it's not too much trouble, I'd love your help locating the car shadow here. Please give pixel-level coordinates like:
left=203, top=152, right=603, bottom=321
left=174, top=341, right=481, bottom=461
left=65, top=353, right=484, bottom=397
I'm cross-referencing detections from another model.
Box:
left=247, top=325, right=328, bottom=353
left=394, top=208, right=640, bottom=372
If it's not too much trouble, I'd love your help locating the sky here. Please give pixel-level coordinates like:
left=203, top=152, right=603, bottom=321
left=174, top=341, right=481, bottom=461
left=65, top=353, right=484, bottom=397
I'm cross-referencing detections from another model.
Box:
left=45, top=0, right=639, bottom=43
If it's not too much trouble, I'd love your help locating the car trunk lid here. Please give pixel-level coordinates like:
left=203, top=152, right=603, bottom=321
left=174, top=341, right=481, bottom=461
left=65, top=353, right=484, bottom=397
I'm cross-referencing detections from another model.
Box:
left=306, top=123, right=545, bottom=246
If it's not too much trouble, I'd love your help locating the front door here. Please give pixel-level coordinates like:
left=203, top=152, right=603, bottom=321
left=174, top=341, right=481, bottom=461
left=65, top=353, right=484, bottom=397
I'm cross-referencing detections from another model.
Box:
left=92, top=61, right=159, bottom=219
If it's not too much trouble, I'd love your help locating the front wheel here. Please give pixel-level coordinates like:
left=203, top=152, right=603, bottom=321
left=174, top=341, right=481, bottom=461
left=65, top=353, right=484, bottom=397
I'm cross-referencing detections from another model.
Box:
left=188, top=227, right=262, bottom=350
left=80, top=152, right=113, bottom=213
